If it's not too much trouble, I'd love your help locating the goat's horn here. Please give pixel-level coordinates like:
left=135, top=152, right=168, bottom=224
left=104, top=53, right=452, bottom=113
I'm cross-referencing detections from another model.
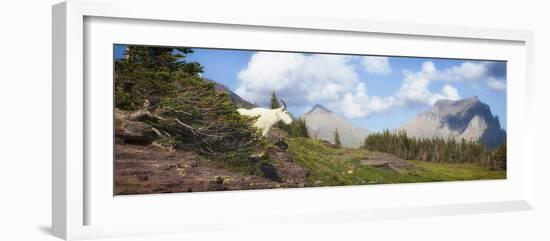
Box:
left=280, top=99, right=287, bottom=110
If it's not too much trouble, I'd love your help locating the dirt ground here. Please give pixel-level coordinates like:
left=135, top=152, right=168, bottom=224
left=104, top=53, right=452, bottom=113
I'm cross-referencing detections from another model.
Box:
left=114, top=143, right=308, bottom=195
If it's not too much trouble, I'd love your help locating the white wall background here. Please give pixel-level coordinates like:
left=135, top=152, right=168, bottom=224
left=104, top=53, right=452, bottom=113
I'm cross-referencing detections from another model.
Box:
left=0, top=0, right=548, bottom=240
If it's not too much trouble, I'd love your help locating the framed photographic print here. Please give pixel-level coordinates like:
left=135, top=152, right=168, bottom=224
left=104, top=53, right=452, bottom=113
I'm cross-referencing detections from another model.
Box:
left=113, top=45, right=508, bottom=195
left=52, top=0, right=535, bottom=240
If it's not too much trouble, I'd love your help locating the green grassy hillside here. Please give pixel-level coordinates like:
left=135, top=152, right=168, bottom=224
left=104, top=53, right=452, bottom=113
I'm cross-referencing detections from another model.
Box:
left=286, top=137, right=505, bottom=187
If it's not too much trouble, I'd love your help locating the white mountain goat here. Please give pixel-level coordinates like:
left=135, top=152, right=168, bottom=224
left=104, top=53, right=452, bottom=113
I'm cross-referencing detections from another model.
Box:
left=237, top=100, right=293, bottom=136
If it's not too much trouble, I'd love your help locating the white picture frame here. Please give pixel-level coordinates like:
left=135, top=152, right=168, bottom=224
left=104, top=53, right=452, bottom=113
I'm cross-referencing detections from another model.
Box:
left=52, top=0, right=535, bottom=240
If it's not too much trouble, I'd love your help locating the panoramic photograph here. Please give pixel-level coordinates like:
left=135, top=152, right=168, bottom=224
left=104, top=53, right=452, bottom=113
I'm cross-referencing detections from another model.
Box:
left=113, top=44, right=507, bottom=195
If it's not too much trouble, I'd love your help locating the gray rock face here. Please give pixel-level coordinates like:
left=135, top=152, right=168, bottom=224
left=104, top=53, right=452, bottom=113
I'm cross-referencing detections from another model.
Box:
left=400, top=97, right=506, bottom=148
left=301, top=104, right=369, bottom=148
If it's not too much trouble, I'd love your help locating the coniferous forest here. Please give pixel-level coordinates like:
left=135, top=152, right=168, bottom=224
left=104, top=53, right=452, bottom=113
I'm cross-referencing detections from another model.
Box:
left=363, top=130, right=506, bottom=169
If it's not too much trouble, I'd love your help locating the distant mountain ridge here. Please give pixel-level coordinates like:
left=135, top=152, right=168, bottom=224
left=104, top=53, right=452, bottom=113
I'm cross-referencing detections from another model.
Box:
left=202, top=78, right=255, bottom=108
left=305, top=104, right=332, bottom=114
left=400, top=97, right=506, bottom=148
left=301, top=104, right=369, bottom=148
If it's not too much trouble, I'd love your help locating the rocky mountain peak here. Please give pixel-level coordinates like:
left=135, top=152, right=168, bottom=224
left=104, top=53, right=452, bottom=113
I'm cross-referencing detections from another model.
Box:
left=401, top=97, right=505, bottom=148
left=434, top=96, right=479, bottom=106
left=432, top=96, right=484, bottom=115
left=302, top=104, right=368, bottom=148
left=306, top=104, right=332, bottom=114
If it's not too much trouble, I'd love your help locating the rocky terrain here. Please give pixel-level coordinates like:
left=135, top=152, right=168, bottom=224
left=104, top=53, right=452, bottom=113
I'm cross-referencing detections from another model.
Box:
left=301, top=104, right=369, bottom=148
left=115, top=109, right=309, bottom=195
left=400, top=97, right=506, bottom=147
left=360, top=152, right=411, bottom=172
left=114, top=142, right=308, bottom=195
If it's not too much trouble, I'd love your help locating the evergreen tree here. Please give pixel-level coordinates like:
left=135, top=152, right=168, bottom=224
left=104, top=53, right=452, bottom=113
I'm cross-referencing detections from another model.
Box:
left=495, top=139, right=506, bottom=161
left=276, top=116, right=309, bottom=138
left=115, top=45, right=265, bottom=168
left=296, top=119, right=309, bottom=138
left=115, top=46, right=203, bottom=110
left=334, top=128, right=342, bottom=148
left=494, top=139, right=507, bottom=169
left=362, top=129, right=506, bottom=168
left=270, top=91, right=280, bottom=109
left=285, top=119, right=309, bottom=138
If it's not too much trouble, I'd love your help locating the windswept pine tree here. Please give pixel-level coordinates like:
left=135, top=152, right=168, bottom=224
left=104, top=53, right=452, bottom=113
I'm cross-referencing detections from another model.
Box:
left=115, top=46, right=265, bottom=169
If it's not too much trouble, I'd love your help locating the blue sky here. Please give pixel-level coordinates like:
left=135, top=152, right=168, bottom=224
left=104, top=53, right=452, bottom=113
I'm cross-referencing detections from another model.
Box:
left=114, top=44, right=507, bottom=131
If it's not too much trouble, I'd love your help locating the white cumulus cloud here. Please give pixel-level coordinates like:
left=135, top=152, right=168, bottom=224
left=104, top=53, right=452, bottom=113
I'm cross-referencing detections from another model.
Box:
left=236, top=52, right=359, bottom=108
left=234, top=53, right=503, bottom=119
left=422, top=61, right=507, bottom=91
left=360, top=56, right=392, bottom=75
left=397, top=61, right=461, bottom=106
left=329, top=83, right=396, bottom=118
left=235, top=52, right=397, bottom=118
left=487, top=78, right=507, bottom=91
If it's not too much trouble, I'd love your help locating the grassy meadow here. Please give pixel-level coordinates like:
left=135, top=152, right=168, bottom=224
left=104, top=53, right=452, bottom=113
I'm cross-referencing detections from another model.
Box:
left=287, top=137, right=505, bottom=187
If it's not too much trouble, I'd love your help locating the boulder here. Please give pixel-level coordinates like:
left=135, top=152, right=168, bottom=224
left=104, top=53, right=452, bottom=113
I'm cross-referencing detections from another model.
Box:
left=259, top=162, right=282, bottom=182
left=115, top=110, right=157, bottom=144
